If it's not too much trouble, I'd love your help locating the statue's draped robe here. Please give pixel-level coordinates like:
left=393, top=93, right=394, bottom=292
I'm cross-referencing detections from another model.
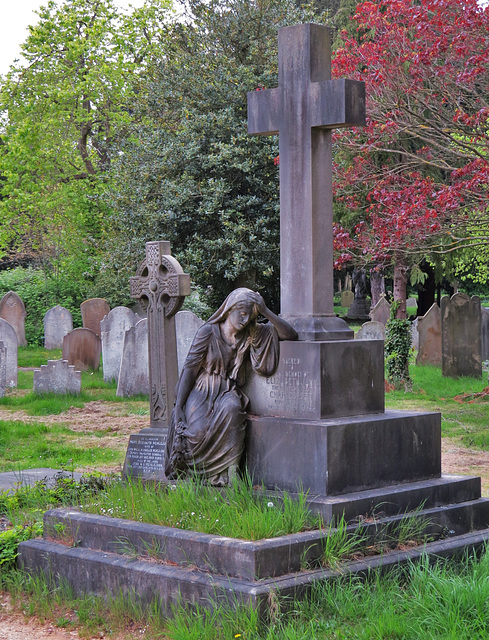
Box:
left=165, top=321, right=279, bottom=481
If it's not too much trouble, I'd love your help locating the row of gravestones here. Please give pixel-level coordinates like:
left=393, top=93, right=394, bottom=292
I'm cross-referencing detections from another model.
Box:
left=355, top=292, right=489, bottom=379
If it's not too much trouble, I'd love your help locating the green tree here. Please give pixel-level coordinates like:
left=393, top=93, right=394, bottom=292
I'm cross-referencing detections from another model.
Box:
left=98, top=0, right=326, bottom=312
left=0, top=0, right=171, bottom=286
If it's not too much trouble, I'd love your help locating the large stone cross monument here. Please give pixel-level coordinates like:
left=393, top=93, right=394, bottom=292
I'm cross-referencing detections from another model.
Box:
left=244, top=24, right=442, bottom=503
left=123, top=241, right=190, bottom=479
left=248, top=23, right=365, bottom=340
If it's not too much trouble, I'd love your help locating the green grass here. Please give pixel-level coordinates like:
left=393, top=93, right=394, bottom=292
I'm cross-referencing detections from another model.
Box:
left=1, top=549, right=489, bottom=639
left=17, top=346, right=63, bottom=368
left=0, top=419, right=122, bottom=472
left=84, top=474, right=323, bottom=540
left=386, top=363, right=489, bottom=449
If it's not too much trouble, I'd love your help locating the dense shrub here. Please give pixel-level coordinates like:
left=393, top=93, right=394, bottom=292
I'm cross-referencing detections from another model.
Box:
left=0, top=267, right=88, bottom=345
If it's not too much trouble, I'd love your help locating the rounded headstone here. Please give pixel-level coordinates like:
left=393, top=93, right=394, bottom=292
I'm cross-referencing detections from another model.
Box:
left=62, top=327, right=101, bottom=371
left=44, top=305, right=73, bottom=349
left=80, top=298, right=110, bottom=336
left=0, top=291, right=27, bottom=347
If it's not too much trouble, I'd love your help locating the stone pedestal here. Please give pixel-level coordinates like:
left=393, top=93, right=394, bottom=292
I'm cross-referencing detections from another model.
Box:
left=246, top=410, right=441, bottom=496
left=244, top=339, right=384, bottom=420
left=244, top=337, right=442, bottom=500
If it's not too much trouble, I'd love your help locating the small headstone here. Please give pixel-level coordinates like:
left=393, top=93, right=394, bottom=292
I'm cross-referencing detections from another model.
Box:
left=62, top=328, right=101, bottom=371
left=80, top=298, right=110, bottom=336
left=0, top=291, right=27, bottom=347
left=370, top=296, right=391, bottom=326
left=33, top=360, right=81, bottom=394
left=411, top=317, right=419, bottom=351
left=340, top=290, right=354, bottom=309
left=416, top=304, right=441, bottom=366
left=44, top=305, right=73, bottom=350
left=441, top=293, right=481, bottom=378
left=101, top=307, right=140, bottom=383
left=116, top=319, right=149, bottom=397
left=406, top=297, right=417, bottom=309
left=0, top=319, right=17, bottom=387
left=355, top=320, right=385, bottom=341
left=175, top=310, right=204, bottom=374
left=0, top=342, right=7, bottom=398
left=481, top=307, right=489, bottom=362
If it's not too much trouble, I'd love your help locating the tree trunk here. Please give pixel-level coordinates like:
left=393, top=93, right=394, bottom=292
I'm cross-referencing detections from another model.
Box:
left=393, top=258, right=408, bottom=319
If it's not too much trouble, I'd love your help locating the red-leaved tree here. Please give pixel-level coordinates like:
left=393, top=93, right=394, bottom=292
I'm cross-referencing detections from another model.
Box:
left=332, top=0, right=489, bottom=316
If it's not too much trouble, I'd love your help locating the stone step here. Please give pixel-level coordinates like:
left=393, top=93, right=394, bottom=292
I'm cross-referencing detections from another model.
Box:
left=297, top=474, right=482, bottom=522
left=19, top=527, right=489, bottom=618
left=41, top=494, right=489, bottom=581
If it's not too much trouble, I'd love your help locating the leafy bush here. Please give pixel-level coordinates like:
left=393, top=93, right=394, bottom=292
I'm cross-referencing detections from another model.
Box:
left=385, top=301, right=412, bottom=389
left=0, top=267, right=88, bottom=345
left=0, top=523, right=43, bottom=569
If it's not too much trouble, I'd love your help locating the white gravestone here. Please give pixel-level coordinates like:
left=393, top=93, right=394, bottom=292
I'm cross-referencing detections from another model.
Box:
left=175, top=310, right=204, bottom=375
left=101, top=307, right=140, bottom=383
left=116, top=319, right=149, bottom=397
left=356, top=321, right=385, bottom=341
left=44, top=305, right=73, bottom=350
left=0, top=319, right=17, bottom=387
left=0, top=342, right=6, bottom=398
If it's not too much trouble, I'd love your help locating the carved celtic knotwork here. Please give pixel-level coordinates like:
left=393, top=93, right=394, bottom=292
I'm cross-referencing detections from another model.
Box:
left=129, top=240, right=190, bottom=430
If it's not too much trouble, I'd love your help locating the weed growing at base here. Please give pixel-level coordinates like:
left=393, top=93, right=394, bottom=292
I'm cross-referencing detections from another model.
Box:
left=2, top=549, right=489, bottom=639
left=84, top=474, right=324, bottom=540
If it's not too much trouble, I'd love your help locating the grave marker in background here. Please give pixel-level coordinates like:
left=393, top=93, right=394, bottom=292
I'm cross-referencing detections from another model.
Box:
left=81, top=298, right=110, bottom=336
left=0, top=342, right=6, bottom=398
left=370, top=296, right=391, bottom=326
left=62, top=328, right=101, bottom=371
left=416, top=304, right=441, bottom=366
left=101, top=307, right=140, bottom=383
left=44, top=305, right=73, bottom=350
left=0, top=319, right=17, bottom=387
left=0, top=291, right=27, bottom=347
left=116, top=319, right=149, bottom=397
left=481, top=307, right=489, bottom=362
left=441, top=293, right=481, bottom=378
left=356, top=320, right=385, bottom=341
left=33, top=360, right=81, bottom=394
left=175, top=310, right=204, bottom=374
left=340, top=290, right=354, bottom=309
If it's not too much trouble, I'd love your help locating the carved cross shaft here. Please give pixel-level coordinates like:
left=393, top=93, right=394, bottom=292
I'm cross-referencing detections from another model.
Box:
left=248, top=24, right=365, bottom=340
left=130, top=241, right=190, bottom=429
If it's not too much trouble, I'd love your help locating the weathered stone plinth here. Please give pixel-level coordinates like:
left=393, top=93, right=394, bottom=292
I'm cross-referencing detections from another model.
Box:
left=246, top=410, right=441, bottom=496
left=244, top=339, right=384, bottom=420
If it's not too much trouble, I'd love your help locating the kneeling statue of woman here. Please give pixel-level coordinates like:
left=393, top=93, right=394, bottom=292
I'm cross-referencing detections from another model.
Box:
left=165, top=288, right=297, bottom=486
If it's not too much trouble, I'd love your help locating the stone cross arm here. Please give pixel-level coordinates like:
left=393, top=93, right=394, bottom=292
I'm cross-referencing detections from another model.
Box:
left=248, top=79, right=365, bottom=136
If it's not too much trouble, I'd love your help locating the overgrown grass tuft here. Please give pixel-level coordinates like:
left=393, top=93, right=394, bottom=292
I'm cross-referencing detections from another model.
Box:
left=84, top=474, right=324, bottom=540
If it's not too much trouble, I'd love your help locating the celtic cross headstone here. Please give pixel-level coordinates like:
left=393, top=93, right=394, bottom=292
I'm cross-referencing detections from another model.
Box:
left=129, top=240, right=191, bottom=429
left=123, top=241, right=190, bottom=480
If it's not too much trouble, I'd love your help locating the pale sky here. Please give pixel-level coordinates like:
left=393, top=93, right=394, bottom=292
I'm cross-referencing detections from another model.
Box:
left=0, top=0, right=147, bottom=77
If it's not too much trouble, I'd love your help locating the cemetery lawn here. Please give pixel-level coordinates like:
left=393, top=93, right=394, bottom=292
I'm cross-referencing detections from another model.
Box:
left=0, top=347, right=149, bottom=474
